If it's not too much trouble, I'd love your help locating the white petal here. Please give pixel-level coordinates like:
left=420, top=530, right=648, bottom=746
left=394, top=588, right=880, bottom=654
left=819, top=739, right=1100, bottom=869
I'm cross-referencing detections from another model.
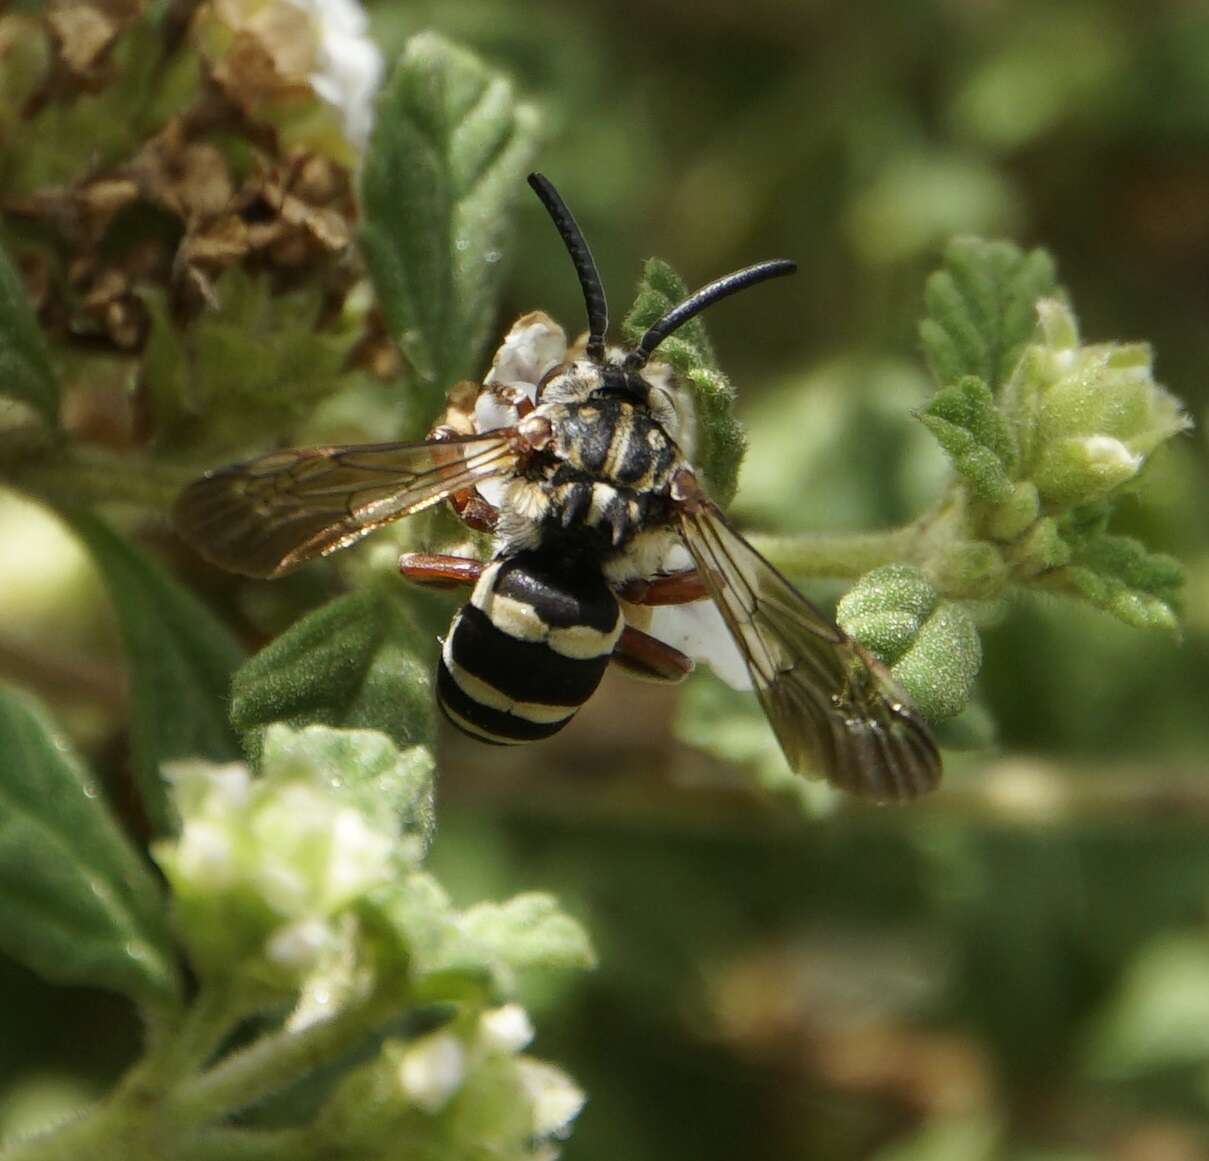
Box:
left=474, top=391, right=520, bottom=434
left=647, top=601, right=752, bottom=691
left=1080, top=434, right=1143, bottom=474
left=286, top=0, right=383, bottom=148
left=478, top=1004, right=534, bottom=1054
left=516, top=1058, right=586, bottom=1138
left=484, top=313, right=567, bottom=389
left=398, top=1032, right=466, bottom=1112
left=265, top=917, right=333, bottom=970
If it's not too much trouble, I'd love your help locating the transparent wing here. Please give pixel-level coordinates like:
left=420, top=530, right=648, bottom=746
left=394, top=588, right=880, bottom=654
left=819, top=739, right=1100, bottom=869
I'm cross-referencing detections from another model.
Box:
left=676, top=501, right=940, bottom=801
left=174, top=432, right=517, bottom=578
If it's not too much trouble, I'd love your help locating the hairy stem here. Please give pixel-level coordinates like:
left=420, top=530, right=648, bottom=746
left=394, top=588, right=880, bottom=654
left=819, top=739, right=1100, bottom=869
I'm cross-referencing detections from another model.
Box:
left=165, top=990, right=397, bottom=1126
left=178, top=1127, right=316, bottom=1161
left=750, top=525, right=925, bottom=580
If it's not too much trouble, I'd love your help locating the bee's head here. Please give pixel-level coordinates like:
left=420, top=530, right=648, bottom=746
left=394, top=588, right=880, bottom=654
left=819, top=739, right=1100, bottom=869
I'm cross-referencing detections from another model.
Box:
left=527, top=172, right=796, bottom=386
left=535, top=358, right=651, bottom=408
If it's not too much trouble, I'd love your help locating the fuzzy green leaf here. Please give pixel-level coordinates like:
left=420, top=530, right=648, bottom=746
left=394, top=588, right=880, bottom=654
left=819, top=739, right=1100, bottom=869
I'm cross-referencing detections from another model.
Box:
left=360, top=32, right=539, bottom=415
left=916, top=375, right=1016, bottom=502
left=364, top=874, right=594, bottom=1002
left=0, top=236, right=58, bottom=425
left=260, top=723, right=436, bottom=854
left=622, top=258, right=746, bottom=505
left=0, top=686, right=180, bottom=1009
left=457, top=893, right=596, bottom=975
left=63, top=510, right=245, bottom=835
left=837, top=564, right=982, bottom=721
left=622, top=257, right=718, bottom=372
left=1052, top=530, right=1183, bottom=631
left=231, top=587, right=436, bottom=754
left=919, top=237, right=1058, bottom=391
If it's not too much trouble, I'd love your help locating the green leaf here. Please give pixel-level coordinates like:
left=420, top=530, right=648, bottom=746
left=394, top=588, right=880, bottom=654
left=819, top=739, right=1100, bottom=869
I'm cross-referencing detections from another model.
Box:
left=622, top=258, right=746, bottom=506
left=457, top=893, right=596, bottom=975
left=1050, top=529, right=1184, bottom=632
left=916, top=375, right=1016, bottom=502
left=364, top=875, right=594, bottom=1001
left=259, top=723, right=436, bottom=855
left=231, top=586, right=436, bottom=754
left=837, top=564, right=982, bottom=721
left=63, top=509, right=245, bottom=834
left=0, top=235, right=58, bottom=425
left=0, top=686, right=180, bottom=1009
left=919, top=237, right=1058, bottom=392
left=360, top=31, right=540, bottom=417
left=622, top=257, right=718, bottom=372
left=188, top=270, right=355, bottom=424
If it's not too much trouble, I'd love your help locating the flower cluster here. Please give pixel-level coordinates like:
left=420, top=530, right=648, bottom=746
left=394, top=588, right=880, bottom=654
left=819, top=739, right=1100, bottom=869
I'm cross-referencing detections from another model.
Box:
left=153, top=750, right=398, bottom=989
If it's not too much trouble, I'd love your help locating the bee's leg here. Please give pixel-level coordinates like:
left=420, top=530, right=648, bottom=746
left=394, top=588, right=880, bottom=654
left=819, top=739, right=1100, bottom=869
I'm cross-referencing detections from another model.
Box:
left=399, top=553, right=484, bottom=590
left=448, top=490, right=499, bottom=533
left=618, top=570, right=708, bottom=606
left=611, top=625, right=694, bottom=684
left=425, top=422, right=501, bottom=533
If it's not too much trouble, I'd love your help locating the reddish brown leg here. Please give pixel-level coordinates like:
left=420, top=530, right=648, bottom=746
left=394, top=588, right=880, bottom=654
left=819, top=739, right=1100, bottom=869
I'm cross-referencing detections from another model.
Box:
left=448, top=490, right=499, bottom=532
left=619, top=570, right=708, bottom=606
left=425, top=424, right=502, bottom=533
left=611, top=625, right=694, bottom=684
left=399, top=553, right=484, bottom=590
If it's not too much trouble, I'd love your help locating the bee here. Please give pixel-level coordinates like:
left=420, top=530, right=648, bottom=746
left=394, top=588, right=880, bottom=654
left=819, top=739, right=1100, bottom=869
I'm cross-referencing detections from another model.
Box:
left=174, top=173, right=940, bottom=801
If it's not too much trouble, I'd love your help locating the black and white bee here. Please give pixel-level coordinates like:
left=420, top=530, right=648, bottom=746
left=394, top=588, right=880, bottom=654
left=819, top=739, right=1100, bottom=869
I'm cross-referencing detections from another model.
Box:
left=174, top=174, right=940, bottom=801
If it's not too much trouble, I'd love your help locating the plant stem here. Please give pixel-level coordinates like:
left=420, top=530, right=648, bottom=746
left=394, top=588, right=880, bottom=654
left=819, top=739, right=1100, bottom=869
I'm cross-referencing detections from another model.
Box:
left=165, top=991, right=395, bottom=1126
left=750, top=524, right=925, bottom=580
left=178, top=1127, right=315, bottom=1161
left=0, top=1097, right=133, bottom=1161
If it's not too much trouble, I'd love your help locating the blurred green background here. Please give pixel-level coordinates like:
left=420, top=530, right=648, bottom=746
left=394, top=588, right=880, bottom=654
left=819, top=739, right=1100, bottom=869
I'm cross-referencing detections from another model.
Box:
left=3, top=1, right=1209, bottom=1158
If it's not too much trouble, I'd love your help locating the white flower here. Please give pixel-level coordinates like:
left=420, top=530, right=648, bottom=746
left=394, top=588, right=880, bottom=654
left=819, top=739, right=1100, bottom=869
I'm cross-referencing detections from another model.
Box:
left=515, top=1058, right=586, bottom=1140
left=482, top=312, right=568, bottom=397
left=154, top=752, right=398, bottom=983
left=398, top=1031, right=467, bottom=1112
left=478, top=1004, right=535, bottom=1054
left=1078, top=434, right=1143, bottom=474
left=265, top=917, right=335, bottom=971
left=204, top=0, right=383, bottom=151
left=647, top=599, right=752, bottom=691
left=287, top=0, right=383, bottom=148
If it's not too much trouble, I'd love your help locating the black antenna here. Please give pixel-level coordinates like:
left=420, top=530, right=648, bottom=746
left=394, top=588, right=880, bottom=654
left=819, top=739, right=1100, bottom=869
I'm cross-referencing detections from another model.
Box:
left=625, top=259, right=797, bottom=370
left=527, top=173, right=609, bottom=362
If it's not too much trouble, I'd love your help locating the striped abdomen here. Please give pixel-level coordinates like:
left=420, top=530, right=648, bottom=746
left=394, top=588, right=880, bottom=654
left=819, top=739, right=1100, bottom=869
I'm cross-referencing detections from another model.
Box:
left=438, top=550, right=623, bottom=744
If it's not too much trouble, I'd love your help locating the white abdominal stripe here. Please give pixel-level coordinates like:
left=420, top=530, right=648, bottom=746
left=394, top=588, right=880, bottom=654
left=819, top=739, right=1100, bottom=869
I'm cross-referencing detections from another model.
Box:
left=436, top=558, right=623, bottom=744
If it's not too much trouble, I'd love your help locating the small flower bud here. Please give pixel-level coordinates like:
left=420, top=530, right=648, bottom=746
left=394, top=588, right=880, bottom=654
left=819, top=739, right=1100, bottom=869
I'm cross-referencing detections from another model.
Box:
left=986, top=480, right=1040, bottom=541
left=1009, top=299, right=1191, bottom=507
